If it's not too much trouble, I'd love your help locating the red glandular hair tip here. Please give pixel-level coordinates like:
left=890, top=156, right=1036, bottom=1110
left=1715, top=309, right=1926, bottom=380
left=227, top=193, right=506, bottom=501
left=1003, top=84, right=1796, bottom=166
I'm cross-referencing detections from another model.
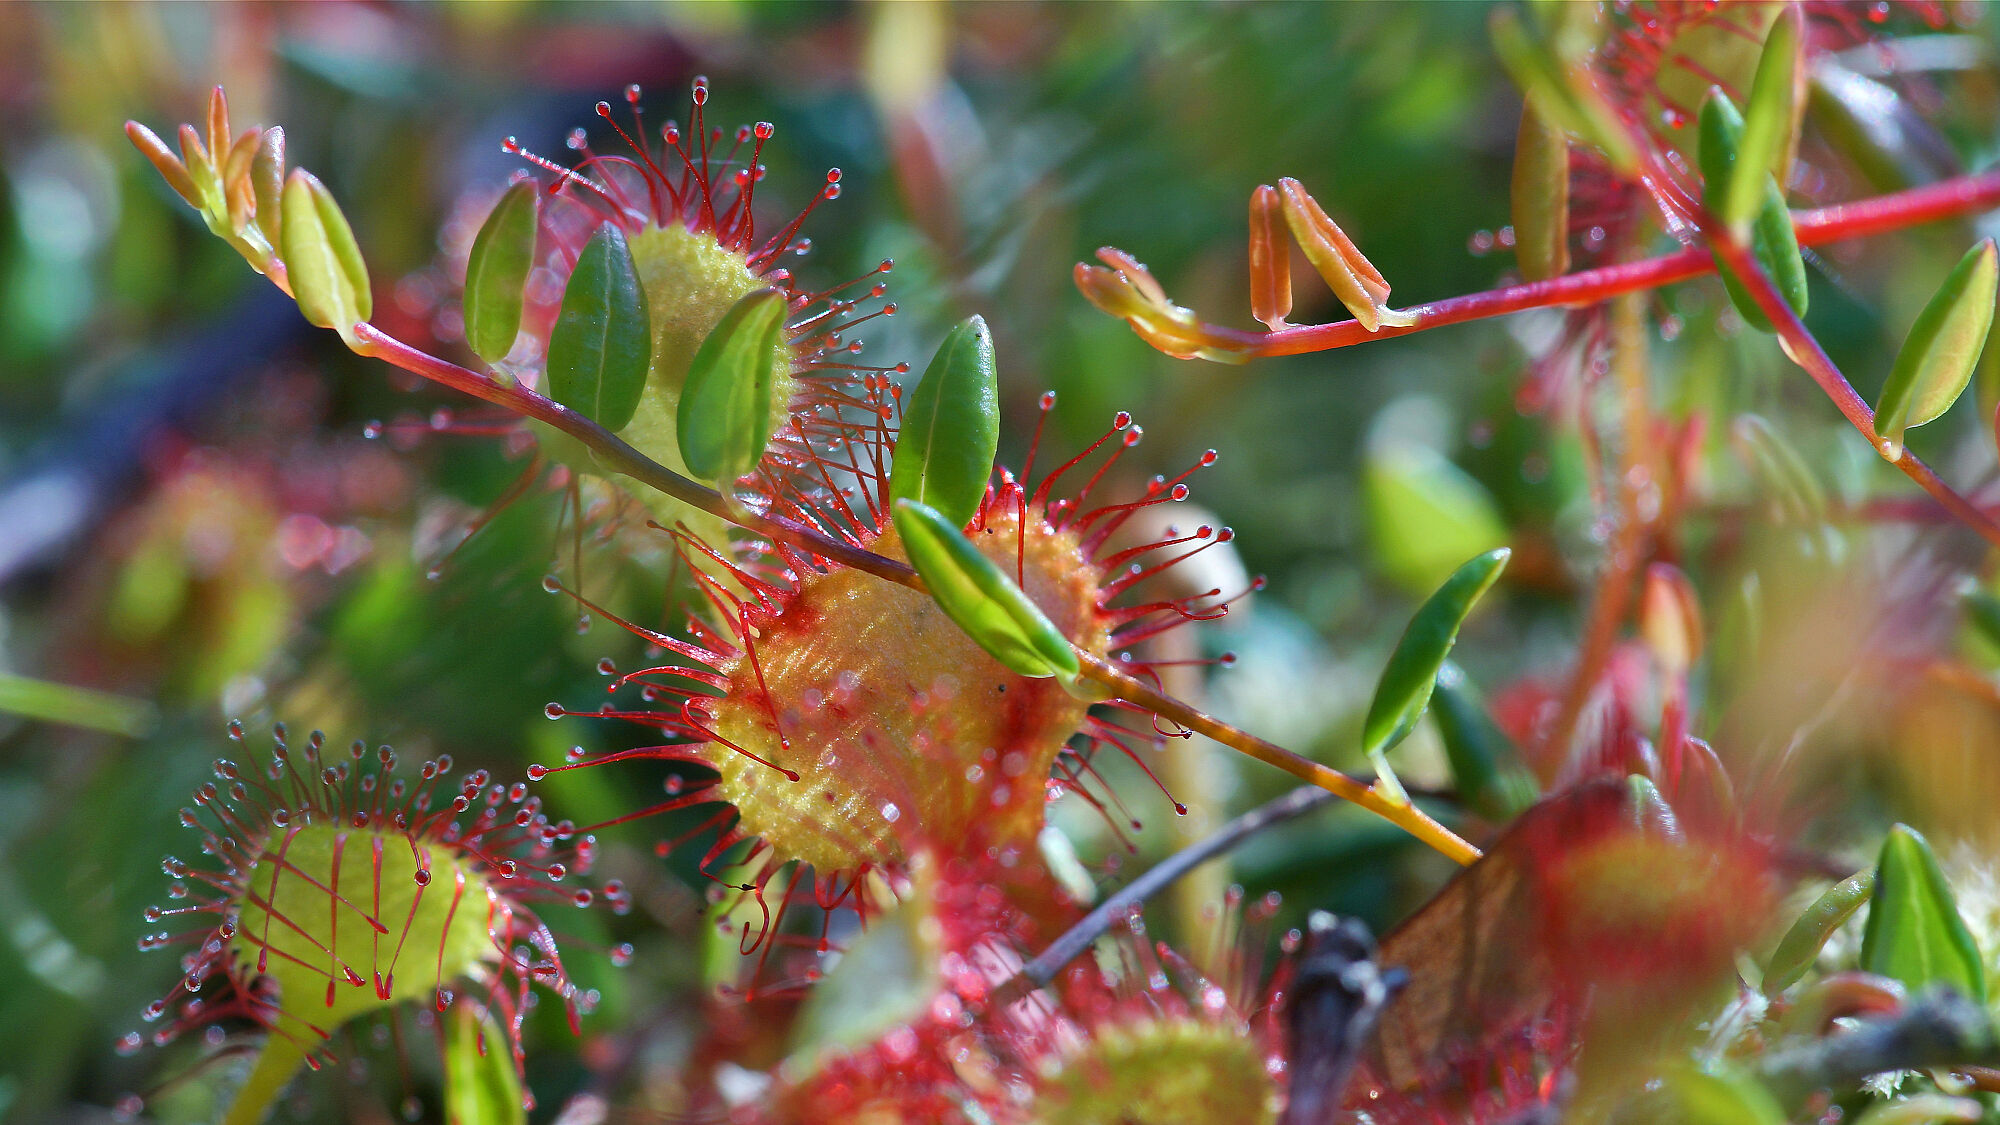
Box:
left=533, top=385, right=1259, bottom=978
left=121, top=721, right=623, bottom=1078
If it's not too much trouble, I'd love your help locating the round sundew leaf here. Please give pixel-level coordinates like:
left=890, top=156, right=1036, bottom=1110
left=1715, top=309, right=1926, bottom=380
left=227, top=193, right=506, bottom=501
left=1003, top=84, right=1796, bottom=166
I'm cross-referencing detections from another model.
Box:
left=1722, top=7, right=1801, bottom=230
left=279, top=167, right=372, bottom=348
left=445, top=1008, right=527, bottom=1125
left=1510, top=94, right=1570, bottom=283
left=1764, top=867, right=1875, bottom=997
left=677, top=287, right=787, bottom=483
left=1875, top=238, right=1999, bottom=453
left=462, top=181, right=539, bottom=365
left=1429, top=662, right=1539, bottom=823
left=892, top=498, right=1081, bottom=684
left=1861, top=824, right=1986, bottom=1003
left=889, top=315, right=999, bottom=530
left=1362, top=548, right=1510, bottom=759
left=548, top=224, right=652, bottom=434
left=1698, top=90, right=1809, bottom=334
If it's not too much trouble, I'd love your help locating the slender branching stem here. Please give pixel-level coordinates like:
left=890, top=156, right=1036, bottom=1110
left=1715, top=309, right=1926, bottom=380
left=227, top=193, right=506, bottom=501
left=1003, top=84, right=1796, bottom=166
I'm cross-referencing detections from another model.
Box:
left=1540, top=290, right=1655, bottom=762
left=349, top=330, right=1486, bottom=863
left=1074, top=654, right=1482, bottom=864
left=347, top=164, right=2000, bottom=866
left=1013, top=784, right=1336, bottom=992
left=351, top=324, right=920, bottom=586
left=1636, top=170, right=2000, bottom=551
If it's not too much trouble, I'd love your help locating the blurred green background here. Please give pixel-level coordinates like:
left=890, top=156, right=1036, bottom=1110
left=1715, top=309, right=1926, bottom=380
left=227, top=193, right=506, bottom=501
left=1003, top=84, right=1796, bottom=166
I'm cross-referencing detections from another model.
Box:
left=7, top=2, right=2000, bottom=1122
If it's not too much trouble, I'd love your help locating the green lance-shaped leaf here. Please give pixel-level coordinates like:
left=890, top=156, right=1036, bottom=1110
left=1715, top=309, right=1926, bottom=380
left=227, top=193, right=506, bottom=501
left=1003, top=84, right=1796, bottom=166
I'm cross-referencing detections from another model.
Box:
left=1490, top=7, right=1640, bottom=177
left=1732, top=414, right=1825, bottom=523
left=1722, top=7, right=1801, bottom=230
left=889, top=316, right=999, bottom=529
left=1874, top=238, right=1999, bottom=456
left=1861, top=824, right=1986, bottom=1003
left=444, top=1008, right=527, bottom=1125
left=1963, top=589, right=2000, bottom=660
left=1430, top=661, right=1539, bottom=822
left=1698, top=90, right=1809, bottom=334
left=462, top=181, right=540, bottom=365
left=1764, top=868, right=1876, bottom=996
left=1362, top=548, right=1510, bottom=801
left=1511, top=93, right=1571, bottom=283
left=1852, top=1094, right=1984, bottom=1125
left=677, top=287, right=787, bottom=483
left=1658, top=1067, right=1786, bottom=1125
left=250, top=127, right=285, bottom=250
left=892, top=498, right=1081, bottom=688
left=279, top=168, right=372, bottom=349
left=548, top=224, right=652, bottom=434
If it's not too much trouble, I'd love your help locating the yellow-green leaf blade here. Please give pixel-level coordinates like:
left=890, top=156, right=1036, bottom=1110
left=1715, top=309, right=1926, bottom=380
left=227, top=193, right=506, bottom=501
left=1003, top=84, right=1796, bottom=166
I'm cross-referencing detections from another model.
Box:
left=1490, top=7, right=1641, bottom=177
left=1764, top=867, right=1875, bottom=996
left=444, top=1008, right=526, bottom=1125
left=250, top=127, right=286, bottom=249
left=1698, top=89, right=1809, bottom=334
left=279, top=168, right=372, bottom=349
left=1861, top=824, right=1986, bottom=1002
left=889, top=316, right=999, bottom=529
left=892, top=498, right=1080, bottom=684
left=1510, top=93, right=1571, bottom=283
left=1722, top=7, right=1800, bottom=230
left=1430, top=661, right=1539, bottom=823
left=463, top=181, right=540, bottom=365
left=548, top=224, right=652, bottom=434
left=1875, top=238, right=1999, bottom=451
left=1363, top=548, right=1511, bottom=759
left=677, top=287, right=787, bottom=483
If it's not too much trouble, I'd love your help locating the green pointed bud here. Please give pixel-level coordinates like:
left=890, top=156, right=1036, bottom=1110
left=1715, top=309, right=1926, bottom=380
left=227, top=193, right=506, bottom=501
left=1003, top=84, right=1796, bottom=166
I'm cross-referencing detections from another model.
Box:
left=1764, top=868, right=1875, bottom=996
left=677, top=287, right=787, bottom=483
left=179, top=123, right=225, bottom=218
left=1511, top=93, right=1571, bottom=283
left=279, top=168, right=372, bottom=349
left=125, top=120, right=201, bottom=208
left=1362, top=548, right=1510, bottom=802
left=1723, top=8, right=1801, bottom=231
left=889, top=316, right=999, bottom=529
left=250, top=127, right=286, bottom=250
left=1874, top=238, right=1998, bottom=457
left=548, top=224, right=652, bottom=433
left=892, top=498, right=1081, bottom=687
left=1490, top=8, right=1641, bottom=177
left=445, top=1008, right=527, bottom=1125
left=1861, top=824, right=1985, bottom=1002
left=1430, top=662, right=1539, bottom=822
left=463, top=182, right=540, bottom=365
left=1698, top=90, right=1809, bottom=334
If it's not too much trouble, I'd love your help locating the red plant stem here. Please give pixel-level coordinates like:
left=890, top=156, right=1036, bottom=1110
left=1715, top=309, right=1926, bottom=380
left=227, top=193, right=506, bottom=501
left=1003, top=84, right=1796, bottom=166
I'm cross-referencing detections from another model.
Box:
left=350, top=324, right=921, bottom=587
left=1656, top=179, right=2000, bottom=551
left=349, top=324, right=1483, bottom=863
left=1540, top=292, right=1655, bottom=763
left=1209, top=168, right=2000, bottom=357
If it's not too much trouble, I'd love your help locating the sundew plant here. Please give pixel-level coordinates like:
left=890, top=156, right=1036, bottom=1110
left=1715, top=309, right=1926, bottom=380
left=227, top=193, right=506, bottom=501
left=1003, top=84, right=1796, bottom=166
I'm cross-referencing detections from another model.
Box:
left=14, top=2, right=2000, bottom=1123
